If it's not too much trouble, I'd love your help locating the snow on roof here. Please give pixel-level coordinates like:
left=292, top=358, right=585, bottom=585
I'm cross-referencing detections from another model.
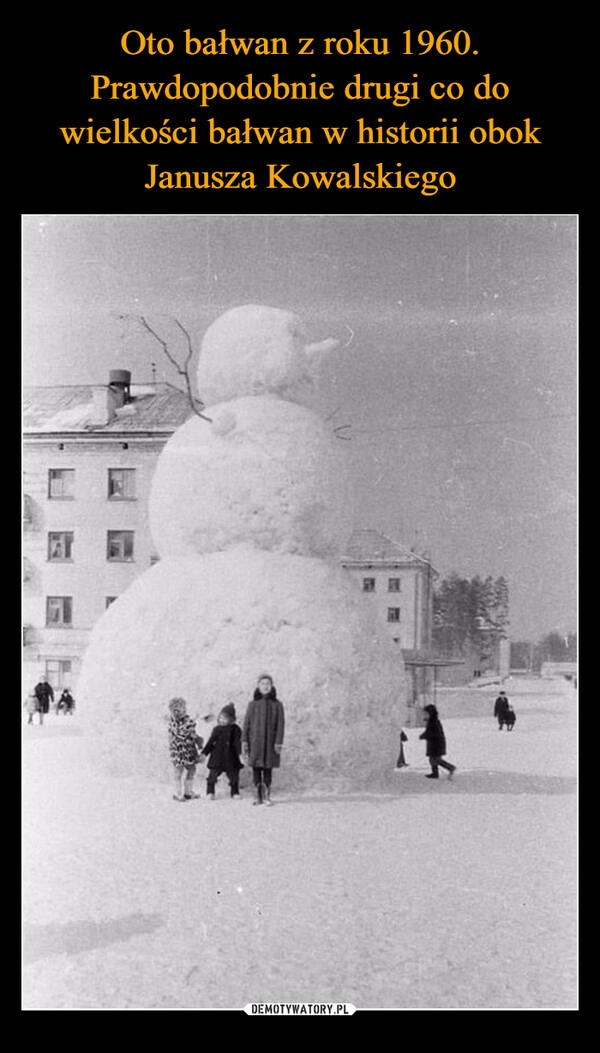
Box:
left=341, top=529, right=437, bottom=572
left=43, top=401, right=100, bottom=430
left=23, top=384, right=193, bottom=434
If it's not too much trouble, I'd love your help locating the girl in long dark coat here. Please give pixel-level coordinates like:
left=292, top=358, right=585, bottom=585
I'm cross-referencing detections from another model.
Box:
left=202, top=704, right=243, bottom=799
left=419, top=704, right=457, bottom=780
left=242, top=674, right=285, bottom=806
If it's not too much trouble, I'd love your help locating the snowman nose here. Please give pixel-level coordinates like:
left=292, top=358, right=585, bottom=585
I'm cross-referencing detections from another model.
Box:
left=305, top=337, right=339, bottom=357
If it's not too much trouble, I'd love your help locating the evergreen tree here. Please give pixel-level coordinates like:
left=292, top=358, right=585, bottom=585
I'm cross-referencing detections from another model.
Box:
left=492, top=576, right=510, bottom=638
left=433, top=572, right=510, bottom=657
left=534, top=631, right=577, bottom=668
left=510, top=640, right=532, bottom=669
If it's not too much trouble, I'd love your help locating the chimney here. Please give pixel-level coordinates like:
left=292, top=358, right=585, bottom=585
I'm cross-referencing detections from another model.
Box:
left=109, top=369, right=132, bottom=408
left=90, top=386, right=117, bottom=425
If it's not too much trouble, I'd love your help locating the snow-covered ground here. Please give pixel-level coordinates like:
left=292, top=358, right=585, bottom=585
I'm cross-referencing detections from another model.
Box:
left=22, top=679, right=577, bottom=1010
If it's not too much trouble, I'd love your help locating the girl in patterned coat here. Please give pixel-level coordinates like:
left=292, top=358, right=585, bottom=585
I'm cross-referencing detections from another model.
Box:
left=167, top=697, right=204, bottom=801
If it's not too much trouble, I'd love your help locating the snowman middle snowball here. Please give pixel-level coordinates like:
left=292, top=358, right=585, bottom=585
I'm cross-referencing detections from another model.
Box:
left=149, top=395, right=354, bottom=560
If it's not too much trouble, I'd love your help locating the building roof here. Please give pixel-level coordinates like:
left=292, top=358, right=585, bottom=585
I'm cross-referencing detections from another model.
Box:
left=341, top=529, right=437, bottom=573
left=23, top=384, right=193, bottom=435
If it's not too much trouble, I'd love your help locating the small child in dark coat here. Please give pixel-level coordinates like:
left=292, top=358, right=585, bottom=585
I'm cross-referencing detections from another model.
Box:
left=419, top=704, right=457, bottom=780
left=57, top=689, right=75, bottom=715
left=202, top=704, right=244, bottom=799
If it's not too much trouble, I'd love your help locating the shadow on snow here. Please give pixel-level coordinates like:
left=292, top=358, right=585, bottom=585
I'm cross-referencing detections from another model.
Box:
left=22, top=912, right=165, bottom=965
left=273, top=769, right=577, bottom=804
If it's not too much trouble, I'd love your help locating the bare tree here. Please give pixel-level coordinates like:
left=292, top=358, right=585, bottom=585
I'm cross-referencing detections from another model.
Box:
left=138, top=315, right=212, bottom=423
left=114, top=313, right=212, bottom=423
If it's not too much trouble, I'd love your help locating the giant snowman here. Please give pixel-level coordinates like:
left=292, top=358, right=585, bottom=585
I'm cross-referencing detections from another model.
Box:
left=78, top=305, right=406, bottom=791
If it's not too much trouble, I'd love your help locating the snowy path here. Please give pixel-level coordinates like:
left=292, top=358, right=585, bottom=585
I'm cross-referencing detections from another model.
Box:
left=22, top=685, right=577, bottom=1009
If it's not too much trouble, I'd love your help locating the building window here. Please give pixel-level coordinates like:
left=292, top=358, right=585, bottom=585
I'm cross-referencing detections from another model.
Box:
left=387, top=607, right=401, bottom=623
left=45, top=659, right=72, bottom=690
left=48, top=469, right=75, bottom=499
left=108, top=468, right=136, bottom=500
left=363, top=577, right=376, bottom=592
left=388, top=578, right=400, bottom=592
left=106, top=596, right=117, bottom=608
left=48, top=531, right=74, bottom=561
left=46, top=596, right=73, bottom=626
left=23, top=494, right=34, bottom=527
left=107, top=530, right=134, bottom=561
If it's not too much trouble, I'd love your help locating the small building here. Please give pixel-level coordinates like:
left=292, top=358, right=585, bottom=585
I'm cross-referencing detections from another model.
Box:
left=540, top=661, right=577, bottom=681
left=22, top=372, right=192, bottom=693
left=435, top=637, right=510, bottom=686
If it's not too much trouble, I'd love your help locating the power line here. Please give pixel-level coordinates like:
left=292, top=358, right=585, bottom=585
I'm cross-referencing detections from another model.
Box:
left=353, top=412, right=575, bottom=435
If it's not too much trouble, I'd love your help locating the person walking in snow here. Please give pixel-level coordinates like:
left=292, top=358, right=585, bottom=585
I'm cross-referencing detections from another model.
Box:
left=202, top=703, right=244, bottom=799
left=34, top=676, right=54, bottom=725
left=494, top=690, right=511, bottom=730
left=167, top=697, right=204, bottom=801
left=419, top=704, right=457, bottom=780
left=242, top=674, right=285, bottom=806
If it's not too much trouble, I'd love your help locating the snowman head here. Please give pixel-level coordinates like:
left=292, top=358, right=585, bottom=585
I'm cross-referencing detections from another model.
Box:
left=197, top=304, right=338, bottom=406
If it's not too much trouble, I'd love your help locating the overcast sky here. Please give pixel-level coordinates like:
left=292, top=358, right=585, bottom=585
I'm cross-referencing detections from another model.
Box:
left=22, top=213, right=577, bottom=640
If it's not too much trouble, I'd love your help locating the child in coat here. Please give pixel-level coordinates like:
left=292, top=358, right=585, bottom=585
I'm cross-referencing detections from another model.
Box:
left=242, top=674, right=285, bottom=806
left=419, top=704, right=457, bottom=780
left=57, top=688, right=75, bottom=715
left=168, top=697, right=204, bottom=801
left=24, top=692, right=39, bottom=725
left=202, top=704, right=243, bottom=799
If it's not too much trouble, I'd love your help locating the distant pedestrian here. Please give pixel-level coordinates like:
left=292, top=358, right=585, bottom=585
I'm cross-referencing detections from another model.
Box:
left=24, top=692, right=39, bottom=725
left=242, top=674, right=285, bottom=806
left=494, top=690, right=515, bottom=731
left=167, top=697, right=204, bottom=801
left=202, top=704, right=244, bottom=799
left=57, top=688, right=75, bottom=715
left=419, top=704, right=457, bottom=780
left=34, top=677, right=54, bottom=725
left=395, top=728, right=409, bottom=770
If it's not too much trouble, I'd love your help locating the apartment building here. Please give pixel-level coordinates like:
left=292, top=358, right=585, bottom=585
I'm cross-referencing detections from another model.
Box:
left=341, top=529, right=436, bottom=649
left=23, top=371, right=192, bottom=692
left=341, top=529, right=438, bottom=713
